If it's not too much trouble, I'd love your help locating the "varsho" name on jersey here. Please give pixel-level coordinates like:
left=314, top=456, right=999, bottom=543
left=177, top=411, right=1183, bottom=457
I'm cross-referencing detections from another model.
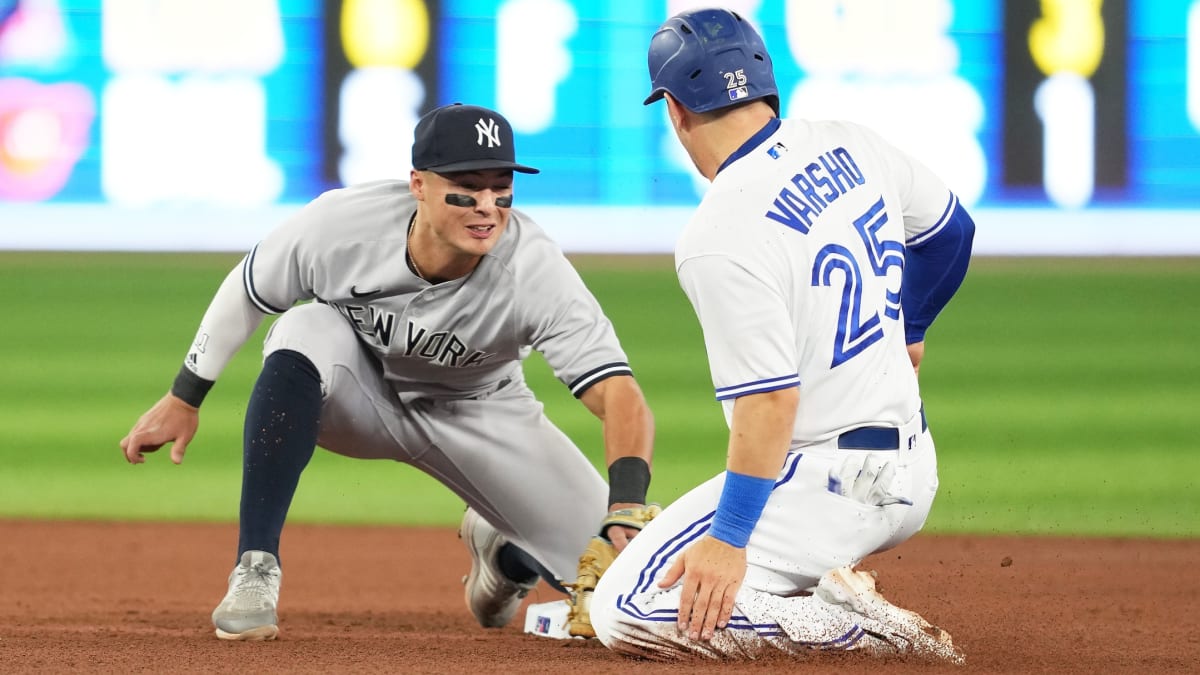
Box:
left=764, top=147, right=866, bottom=234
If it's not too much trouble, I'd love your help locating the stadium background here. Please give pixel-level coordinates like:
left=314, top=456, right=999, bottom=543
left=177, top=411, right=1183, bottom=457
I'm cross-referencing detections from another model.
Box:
left=1, top=0, right=1197, bottom=539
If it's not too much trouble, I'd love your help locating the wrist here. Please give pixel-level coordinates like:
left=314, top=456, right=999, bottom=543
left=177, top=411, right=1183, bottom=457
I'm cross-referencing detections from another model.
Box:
left=171, top=364, right=214, bottom=409
left=607, top=456, right=650, bottom=507
left=707, top=471, right=774, bottom=549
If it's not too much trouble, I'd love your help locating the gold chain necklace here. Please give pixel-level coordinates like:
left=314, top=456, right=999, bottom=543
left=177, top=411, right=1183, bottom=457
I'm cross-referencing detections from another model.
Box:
left=407, top=243, right=426, bottom=281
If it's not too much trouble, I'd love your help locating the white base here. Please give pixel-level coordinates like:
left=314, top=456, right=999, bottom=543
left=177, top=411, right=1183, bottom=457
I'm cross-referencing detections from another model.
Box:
left=523, top=600, right=580, bottom=640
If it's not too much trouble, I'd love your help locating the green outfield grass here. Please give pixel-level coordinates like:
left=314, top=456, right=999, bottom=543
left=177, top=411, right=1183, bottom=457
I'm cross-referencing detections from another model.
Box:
left=1, top=252, right=1196, bottom=538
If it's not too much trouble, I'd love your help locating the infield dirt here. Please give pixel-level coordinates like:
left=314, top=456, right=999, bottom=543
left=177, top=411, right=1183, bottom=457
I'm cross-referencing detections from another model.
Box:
left=1, top=520, right=1195, bottom=674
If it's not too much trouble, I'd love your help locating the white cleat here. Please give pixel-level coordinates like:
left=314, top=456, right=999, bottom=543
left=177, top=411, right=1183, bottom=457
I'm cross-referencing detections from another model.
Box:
left=459, top=508, right=538, bottom=628
left=817, top=566, right=964, bottom=664
left=211, top=550, right=282, bottom=641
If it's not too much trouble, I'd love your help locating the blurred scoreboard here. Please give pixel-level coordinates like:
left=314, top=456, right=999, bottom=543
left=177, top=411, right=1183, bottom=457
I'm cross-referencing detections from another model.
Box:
left=1, top=0, right=1197, bottom=251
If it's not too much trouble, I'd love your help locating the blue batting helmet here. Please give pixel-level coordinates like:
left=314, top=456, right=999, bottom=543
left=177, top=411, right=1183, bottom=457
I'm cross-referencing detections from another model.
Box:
left=643, top=7, right=779, bottom=115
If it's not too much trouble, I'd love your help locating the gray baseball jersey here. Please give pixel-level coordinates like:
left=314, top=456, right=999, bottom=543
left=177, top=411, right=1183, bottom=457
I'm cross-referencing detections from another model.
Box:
left=182, top=179, right=634, bottom=579
left=191, top=179, right=631, bottom=400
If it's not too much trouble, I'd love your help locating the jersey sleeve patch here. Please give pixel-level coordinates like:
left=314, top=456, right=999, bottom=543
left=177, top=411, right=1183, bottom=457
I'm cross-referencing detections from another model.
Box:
left=242, top=243, right=289, bottom=315
left=569, top=362, right=634, bottom=398
left=906, top=192, right=958, bottom=247
left=714, top=373, right=801, bottom=401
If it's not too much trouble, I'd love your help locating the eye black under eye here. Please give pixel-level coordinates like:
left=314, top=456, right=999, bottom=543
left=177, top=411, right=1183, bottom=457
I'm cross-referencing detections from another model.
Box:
left=444, top=193, right=513, bottom=208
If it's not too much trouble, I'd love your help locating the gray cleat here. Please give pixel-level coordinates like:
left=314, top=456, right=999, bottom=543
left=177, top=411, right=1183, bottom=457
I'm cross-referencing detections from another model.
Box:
left=459, top=508, right=538, bottom=628
left=211, top=550, right=282, bottom=641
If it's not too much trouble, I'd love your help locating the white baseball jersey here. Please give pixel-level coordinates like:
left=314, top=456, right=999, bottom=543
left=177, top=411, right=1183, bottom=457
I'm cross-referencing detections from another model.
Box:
left=591, top=117, right=958, bottom=657
left=675, top=117, right=956, bottom=444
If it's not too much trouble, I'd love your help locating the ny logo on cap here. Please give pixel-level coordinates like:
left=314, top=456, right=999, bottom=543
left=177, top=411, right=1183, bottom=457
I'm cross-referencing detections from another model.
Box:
left=475, top=117, right=501, bottom=148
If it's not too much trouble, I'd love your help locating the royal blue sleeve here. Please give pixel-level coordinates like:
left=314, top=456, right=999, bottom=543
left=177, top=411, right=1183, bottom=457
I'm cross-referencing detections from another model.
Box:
left=902, top=200, right=976, bottom=344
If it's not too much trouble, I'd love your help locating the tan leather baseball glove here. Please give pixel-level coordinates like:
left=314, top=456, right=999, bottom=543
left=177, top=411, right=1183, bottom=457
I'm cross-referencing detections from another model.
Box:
left=564, top=504, right=662, bottom=638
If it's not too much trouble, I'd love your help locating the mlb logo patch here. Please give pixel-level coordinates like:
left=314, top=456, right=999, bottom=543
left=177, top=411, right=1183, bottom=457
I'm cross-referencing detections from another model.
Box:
left=727, top=86, right=749, bottom=101
left=767, top=143, right=787, bottom=159
left=536, top=615, right=551, bottom=634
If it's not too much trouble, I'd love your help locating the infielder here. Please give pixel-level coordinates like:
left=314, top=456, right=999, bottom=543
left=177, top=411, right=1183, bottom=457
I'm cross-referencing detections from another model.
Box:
left=588, top=8, right=975, bottom=662
left=119, top=103, right=657, bottom=641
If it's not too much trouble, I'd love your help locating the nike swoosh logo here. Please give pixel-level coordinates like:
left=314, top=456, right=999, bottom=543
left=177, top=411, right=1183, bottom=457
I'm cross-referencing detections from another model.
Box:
left=349, top=285, right=381, bottom=298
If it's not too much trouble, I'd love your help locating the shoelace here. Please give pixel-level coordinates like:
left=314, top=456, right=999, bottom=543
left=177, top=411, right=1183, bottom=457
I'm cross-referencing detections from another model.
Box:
left=233, top=563, right=279, bottom=598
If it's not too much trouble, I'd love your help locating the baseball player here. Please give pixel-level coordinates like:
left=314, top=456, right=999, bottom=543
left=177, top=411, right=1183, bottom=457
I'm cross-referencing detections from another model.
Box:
left=588, top=8, right=975, bottom=662
left=119, top=103, right=657, bottom=641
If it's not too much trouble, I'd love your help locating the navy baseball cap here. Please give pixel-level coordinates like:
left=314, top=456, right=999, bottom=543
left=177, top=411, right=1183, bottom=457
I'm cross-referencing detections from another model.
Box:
left=644, top=7, right=779, bottom=115
left=411, top=103, right=539, bottom=174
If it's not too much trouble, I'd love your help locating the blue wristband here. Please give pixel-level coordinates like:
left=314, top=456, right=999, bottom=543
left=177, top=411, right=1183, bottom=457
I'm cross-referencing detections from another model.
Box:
left=707, top=471, right=775, bottom=549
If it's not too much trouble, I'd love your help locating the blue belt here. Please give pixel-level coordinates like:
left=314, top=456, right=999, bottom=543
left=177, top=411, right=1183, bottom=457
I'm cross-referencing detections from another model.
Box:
left=837, top=406, right=927, bottom=450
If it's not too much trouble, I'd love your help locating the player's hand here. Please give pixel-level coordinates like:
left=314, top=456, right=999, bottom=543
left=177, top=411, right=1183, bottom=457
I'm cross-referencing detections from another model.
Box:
left=907, top=341, right=925, bottom=376
left=605, top=501, right=648, bottom=553
left=658, top=535, right=746, bottom=641
left=120, top=393, right=200, bottom=465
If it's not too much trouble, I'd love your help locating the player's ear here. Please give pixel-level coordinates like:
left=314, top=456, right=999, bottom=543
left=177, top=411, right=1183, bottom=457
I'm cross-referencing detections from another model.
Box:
left=664, top=94, right=687, bottom=133
left=409, top=170, right=425, bottom=200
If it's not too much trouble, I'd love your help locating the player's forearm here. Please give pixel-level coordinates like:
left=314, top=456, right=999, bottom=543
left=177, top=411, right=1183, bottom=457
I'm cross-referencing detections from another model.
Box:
left=706, top=387, right=797, bottom=548
left=579, top=376, right=654, bottom=466
left=174, top=262, right=267, bottom=397
left=725, top=387, right=798, bottom=479
left=603, top=387, right=654, bottom=507
left=582, top=376, right=655, bottom=505
left=600, top=388, right=654, bottom=470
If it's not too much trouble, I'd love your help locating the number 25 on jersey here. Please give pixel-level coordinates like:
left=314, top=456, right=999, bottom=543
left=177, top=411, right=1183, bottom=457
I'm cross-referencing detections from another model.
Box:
left=811, top=197, right=903, bottom=368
